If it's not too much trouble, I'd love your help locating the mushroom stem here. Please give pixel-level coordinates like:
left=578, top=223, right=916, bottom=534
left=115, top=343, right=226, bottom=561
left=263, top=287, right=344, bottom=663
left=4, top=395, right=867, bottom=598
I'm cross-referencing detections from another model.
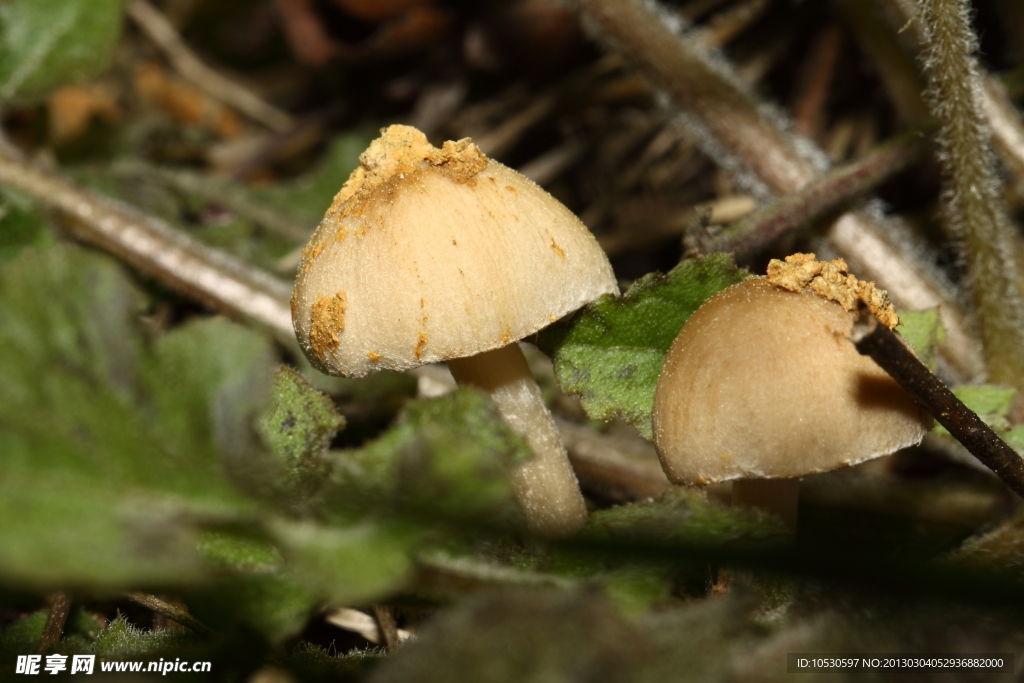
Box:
left=731, top=478, right=800, bottom=529
left=446, top=343, right=588, bottom=536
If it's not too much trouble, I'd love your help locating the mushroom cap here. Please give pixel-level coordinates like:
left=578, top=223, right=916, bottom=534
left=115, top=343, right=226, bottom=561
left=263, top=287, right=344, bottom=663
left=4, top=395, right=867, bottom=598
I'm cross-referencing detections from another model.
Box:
left=292, top=125, right=618, bottom=377
left=651, top=278, right=930, bottom=484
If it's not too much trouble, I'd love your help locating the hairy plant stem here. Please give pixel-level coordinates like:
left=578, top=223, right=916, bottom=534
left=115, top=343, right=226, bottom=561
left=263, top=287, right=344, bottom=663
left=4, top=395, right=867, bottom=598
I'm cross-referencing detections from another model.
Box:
left=856, top=0, right=1024, bottom=202
left=916, top=0, right=1024, bottom=393
left=573, top=0, right=983, bottom=383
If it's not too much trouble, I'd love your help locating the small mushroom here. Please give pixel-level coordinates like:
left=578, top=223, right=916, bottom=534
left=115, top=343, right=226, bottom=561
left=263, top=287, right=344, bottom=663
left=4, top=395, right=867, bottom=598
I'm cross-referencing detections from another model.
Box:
left=292, top=125, right=618, bottom=535
left=651, top=254, right=931, bottom=527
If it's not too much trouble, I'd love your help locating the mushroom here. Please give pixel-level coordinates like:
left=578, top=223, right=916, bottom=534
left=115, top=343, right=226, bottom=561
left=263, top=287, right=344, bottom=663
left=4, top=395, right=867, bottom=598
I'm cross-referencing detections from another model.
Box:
left=291, top=125, right=618, bottom=536
left=651, top=254, right=931, bottom=527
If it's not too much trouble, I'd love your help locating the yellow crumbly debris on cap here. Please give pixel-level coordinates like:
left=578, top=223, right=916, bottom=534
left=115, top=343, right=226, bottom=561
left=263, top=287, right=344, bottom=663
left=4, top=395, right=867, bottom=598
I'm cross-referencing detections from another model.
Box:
left=766, top=253, right=899, bottom=328
left=309, top=290, right=347, bottom=358
left=325, top=125, right=488, bottom=218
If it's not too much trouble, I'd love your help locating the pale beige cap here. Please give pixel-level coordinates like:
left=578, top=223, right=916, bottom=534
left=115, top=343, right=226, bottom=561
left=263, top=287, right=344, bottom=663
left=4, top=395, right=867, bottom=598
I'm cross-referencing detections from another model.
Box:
left=292, top=125, right=618, bottom=377
left=652, top=265, right=930, bottom=485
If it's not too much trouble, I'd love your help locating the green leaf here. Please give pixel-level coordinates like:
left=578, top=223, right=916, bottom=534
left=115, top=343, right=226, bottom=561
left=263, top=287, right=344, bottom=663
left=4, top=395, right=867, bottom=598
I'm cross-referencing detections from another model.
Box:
left=197, top=529, right=282, bottom=573
left=0, top=193, right=48, bottom=261
left=896, top=308, right=946, bottom=372
left=259, top=366, right=345, bottom=496
left=586, top=488, right=787, bottom=546
left=0, top=243, right=274, bottom=588
left=275, top=642, right=384, bottom=682
left=328, top=388, right=530, bottom=521
left=195, top=529, right=319, bottom=643
left=269, top=519, right=416, bottom=606
left=537, top=254, right=749, bottom=439
left=0, top=0, right=127, bottom=102
left=245, top=388, right=535, bottom=606
left=92, top=615, right=197, bottom=658
left=594, top=565, right=674, bottom=617
left=0, top=609, right=47, bottom=660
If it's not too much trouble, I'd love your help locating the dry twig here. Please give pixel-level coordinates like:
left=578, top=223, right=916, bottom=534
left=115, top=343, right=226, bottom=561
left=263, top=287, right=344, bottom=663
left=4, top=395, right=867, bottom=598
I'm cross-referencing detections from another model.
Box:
left=689, top=128, right=930, bottom=255
left=0, top=147, right=294, bottom=341
left=124, top=592, right=211, bottom=635
left=852, top=305, right=1024, bottom=500
left=38, top=592, right=72, bottom=653
left=371, top=605, right=400, bottom=651
left=128, top=0, right=294, bottom=133
left=793, top=23, right=844, bottom=139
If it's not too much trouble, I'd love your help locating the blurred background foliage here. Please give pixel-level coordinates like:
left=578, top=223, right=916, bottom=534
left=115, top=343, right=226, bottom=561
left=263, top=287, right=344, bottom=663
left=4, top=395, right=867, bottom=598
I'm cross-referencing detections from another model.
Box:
left=2, top=0, right=1024, bottom=681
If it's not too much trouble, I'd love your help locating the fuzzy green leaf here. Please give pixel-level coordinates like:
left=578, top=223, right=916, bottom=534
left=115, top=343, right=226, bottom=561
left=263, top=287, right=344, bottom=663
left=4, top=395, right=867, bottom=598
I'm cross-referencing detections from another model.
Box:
left=276, top=643, right=385, bottom=682
left=0, top=610, right=47, bottom=661
left=269, top=519, right=417, bottom=606
left=586, top=488, right=787, bottom=546
left=0, top=194, right=48, bottom=261
left=536, top=254, right=749, bottom=439
left=0, top=244, right=273, bottom=588
left=0, top=0, right=127, bottom=102
left=92, top=615, right=197, bottom=659
left=260, top=366, right=345, bottom=490
left=195, top=529, right=319, bottom=643
left=328, top=388, right=530, bottom=521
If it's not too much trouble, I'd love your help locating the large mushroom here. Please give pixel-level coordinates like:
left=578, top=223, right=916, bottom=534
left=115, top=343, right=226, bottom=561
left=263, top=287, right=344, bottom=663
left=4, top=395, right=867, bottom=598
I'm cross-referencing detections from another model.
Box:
left=291, top=125, right=618, bottom=535
left=651, top=254, right=931, bottom=527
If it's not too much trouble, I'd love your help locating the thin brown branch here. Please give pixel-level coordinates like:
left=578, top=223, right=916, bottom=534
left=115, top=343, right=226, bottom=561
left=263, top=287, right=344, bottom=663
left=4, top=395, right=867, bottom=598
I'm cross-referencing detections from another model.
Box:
left=793, top=23, right=844, bottom=139
left=689, top=128, right=930, bottom=255
left=127, top=0, right=294, bottom=133
left=837, top=0, right=929, bottom=124
left=124, top=592, right=212, bottom=635
left=852, top=305, right=1024, bottom=500
left=698, top=0, right=770, bottom=49
left=371, top=604, right=400, bottom=651
left=109, top=160, right=312, bottom=243
left=573, top=0, right=984, bottom=383
left=576, top=0, right=815, bottom=193
left=38, top=592, right=72, bottom=653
